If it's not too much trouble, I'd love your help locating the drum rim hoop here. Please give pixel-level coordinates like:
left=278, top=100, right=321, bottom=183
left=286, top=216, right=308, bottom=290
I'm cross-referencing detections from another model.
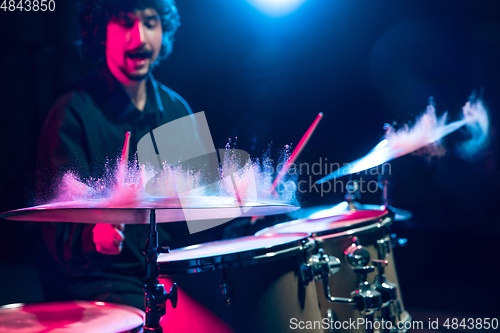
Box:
left=313, top=215, right=392, bottom=240
left=256, top=212, right=391, bottom=240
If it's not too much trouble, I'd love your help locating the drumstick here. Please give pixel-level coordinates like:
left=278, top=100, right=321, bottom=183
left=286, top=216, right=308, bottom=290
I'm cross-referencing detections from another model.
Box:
left=270, top=112, right=323, bottom=194
left=251, top=113, right=323, bottom=225
left=117, top=131, right=132, bottom=186
left=120, top=131, right=132, bottom=166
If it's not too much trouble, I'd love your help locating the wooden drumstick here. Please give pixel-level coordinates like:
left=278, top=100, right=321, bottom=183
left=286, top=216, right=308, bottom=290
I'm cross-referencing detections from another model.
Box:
left=120, top=131, right=132, bottom=166
left=117, top=131, right=132, bottom=186
left=251, top=113, right=323, bottom=225
left=270, top=112, right=323, bottom=194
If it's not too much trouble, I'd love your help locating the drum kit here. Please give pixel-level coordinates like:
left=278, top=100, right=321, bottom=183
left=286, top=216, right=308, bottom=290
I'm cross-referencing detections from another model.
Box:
left=0, top=137, right=419, bottom=333
left=155, top=184, right=412, bottom=333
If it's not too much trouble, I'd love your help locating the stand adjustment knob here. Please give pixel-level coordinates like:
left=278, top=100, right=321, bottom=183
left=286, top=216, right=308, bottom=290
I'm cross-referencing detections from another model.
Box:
left=167, top=283, right=178, bottom=308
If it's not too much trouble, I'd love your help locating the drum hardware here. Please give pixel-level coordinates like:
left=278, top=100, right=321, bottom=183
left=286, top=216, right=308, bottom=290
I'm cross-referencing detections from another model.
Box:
left=379, top=302, right=393, bottom=333
left=372, top=260, right=398, bottom=302
left=344, top=240, right=383, bottom=313
left=344, top=178, right=361, bottom=211
left=219, top=269, right=232, bottom=304
left=300, top=243, right=383, bottom=315
left=325, top=308, right=341, bottom=333
left=379, top=178, right=390, bottom=207
left=257, top=206, right=412, bottom=332
left=372, top=259, right=400, bottom=330
left=300, top=248, right=345, bottom=296
left=344, top=236, right=371, bottom=267
left=346, top=237, right=403, bottom=329
left=376, top=237, right=391, bottom=259
left=378, top=175, right=413, bottom=222
left=390, top=207, right=412, bottom=221
left=143, top=209, right=178, bottom=333
left=350, top=266, right=383, bottom=312
left=390, top=234, right=408, bottom=248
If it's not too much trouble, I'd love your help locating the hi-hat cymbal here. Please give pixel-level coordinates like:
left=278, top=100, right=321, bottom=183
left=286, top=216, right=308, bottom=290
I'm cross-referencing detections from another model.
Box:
left=294, top=201, right=412, bottom=221
left=390, top=206, right=413, bottom=221
left=0, top=196, right=299, bottom=224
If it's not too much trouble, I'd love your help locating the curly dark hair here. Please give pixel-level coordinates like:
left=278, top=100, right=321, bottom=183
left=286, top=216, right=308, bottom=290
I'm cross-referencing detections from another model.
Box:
left=78, top=0, right=180, bottom=63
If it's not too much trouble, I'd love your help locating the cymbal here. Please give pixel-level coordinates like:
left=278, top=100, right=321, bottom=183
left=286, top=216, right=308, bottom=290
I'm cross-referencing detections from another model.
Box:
left=258, top=203, right=389, bottom=237
left=390, top=206, right=413, bottom=221
left=317, top=119, right=466, bottom=183
left=0, top=196, right=299, bottom=224
left=0, top=301, right=144, bottom=333
left=294, top=201, right=412, bottom=221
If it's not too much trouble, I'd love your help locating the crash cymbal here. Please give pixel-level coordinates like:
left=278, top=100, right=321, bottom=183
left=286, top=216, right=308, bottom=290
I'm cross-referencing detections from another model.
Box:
left=390, top=206, right=412, bottom=221
left=317, top=119, right=467, bottom=184
left=0, top=196, right=299, bottom=224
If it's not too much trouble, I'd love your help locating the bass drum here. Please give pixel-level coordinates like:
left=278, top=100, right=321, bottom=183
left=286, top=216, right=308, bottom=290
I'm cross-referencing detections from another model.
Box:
left=256, top=202, right=411, bottom=333
left=158, top=233, right=322, bottom=333
left=0, top=301, right=144, bottom=333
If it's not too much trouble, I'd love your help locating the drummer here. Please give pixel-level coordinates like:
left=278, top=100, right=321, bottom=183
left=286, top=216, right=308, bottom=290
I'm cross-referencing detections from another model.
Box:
left=36, top=0, right=199, bottom=311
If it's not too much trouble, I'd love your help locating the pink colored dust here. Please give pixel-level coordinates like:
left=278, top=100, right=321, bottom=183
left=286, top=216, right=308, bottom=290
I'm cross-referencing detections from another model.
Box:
left=51, top=137, right=299, bottom=207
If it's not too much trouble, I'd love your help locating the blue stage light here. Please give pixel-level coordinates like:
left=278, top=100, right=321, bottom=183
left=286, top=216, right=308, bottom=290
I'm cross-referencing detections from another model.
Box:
left=247, top=0, right=307, bottom=17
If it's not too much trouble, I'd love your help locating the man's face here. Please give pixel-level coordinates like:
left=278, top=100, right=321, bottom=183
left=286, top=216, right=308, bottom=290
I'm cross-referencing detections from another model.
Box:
left=106, top=8, right=163, bottom=85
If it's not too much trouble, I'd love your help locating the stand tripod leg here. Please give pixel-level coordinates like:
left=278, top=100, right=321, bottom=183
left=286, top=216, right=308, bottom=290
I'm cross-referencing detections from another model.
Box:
left=143, top=209, right=177, bottom=332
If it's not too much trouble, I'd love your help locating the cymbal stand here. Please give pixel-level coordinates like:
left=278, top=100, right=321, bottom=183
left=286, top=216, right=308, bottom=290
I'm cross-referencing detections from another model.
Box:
left=377, top=173, right=391, bottom=207
left=345, top=175, right=360, bottom=210
left=143, top=209, right=178, bottom=332
left=372, top=259, right=399, bottom=330
left=375, top=175, right=405, bottom=328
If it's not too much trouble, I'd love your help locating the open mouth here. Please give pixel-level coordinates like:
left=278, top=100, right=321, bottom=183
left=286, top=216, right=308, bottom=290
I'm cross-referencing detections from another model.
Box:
left=127, top=51, right=153, bottom=65
left=128, top=51, right=153, bottom=60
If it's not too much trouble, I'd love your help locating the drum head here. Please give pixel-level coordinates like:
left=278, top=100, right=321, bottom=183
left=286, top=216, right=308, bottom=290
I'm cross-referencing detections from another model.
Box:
left=256, top=202, right=389, bottom=238
left=159, top=233, right=311, bottom=274
left=0, top=301, right=144, bottom=333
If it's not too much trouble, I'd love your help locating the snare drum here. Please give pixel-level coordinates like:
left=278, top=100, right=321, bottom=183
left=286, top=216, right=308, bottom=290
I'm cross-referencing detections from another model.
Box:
left=0, top=301, right=144, bottom=333
left=256, top=203, right=411, bottom=333
left=158, top=233, right=323, bottom=333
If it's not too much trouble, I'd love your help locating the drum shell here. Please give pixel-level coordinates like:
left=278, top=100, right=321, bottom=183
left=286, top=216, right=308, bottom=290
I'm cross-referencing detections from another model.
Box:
left=160, top=242, right=323, bottom=333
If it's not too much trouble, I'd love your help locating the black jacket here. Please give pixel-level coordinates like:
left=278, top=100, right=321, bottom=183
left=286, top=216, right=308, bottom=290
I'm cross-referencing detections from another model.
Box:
left=36, top=65, right=199, bottom=309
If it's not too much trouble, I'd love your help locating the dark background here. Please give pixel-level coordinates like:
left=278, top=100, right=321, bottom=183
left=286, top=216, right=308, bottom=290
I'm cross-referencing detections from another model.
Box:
left=1, top=0, right=499, bottom=320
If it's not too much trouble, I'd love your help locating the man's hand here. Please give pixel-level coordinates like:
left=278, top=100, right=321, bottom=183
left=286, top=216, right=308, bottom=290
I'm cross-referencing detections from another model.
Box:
left=92, top=224, right=125, bottom=255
